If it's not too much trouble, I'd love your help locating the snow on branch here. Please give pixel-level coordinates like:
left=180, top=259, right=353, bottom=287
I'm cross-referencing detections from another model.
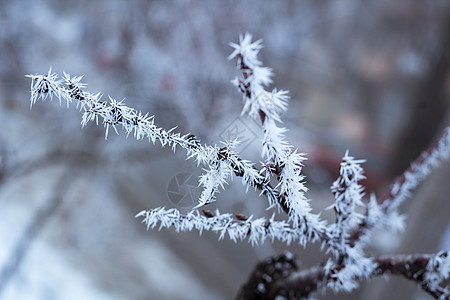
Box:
left=239, top=252, right=450, bottom=299
left=229, top=33, right=327, bottom=243
left=348, top=127, right=450, bottom=246
left=382, top=127, right=450, bottom=214
left=317, top=151, right=379, bottom=292
left=136, top=208, right=308, bottom=246
left=26, top=69, right=280, bottom=214
left=27, top=71, right=195, bottom=148
left=424, top=251, right=450, bottom=298
left=229, top=33, right=290, bottom=164
left=328, top=151, right=366, bottom=254
left=27, top=33, right=450, bottom=299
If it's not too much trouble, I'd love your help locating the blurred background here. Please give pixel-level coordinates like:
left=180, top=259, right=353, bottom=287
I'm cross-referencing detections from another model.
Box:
left=0, top=0, right=449, bottom=299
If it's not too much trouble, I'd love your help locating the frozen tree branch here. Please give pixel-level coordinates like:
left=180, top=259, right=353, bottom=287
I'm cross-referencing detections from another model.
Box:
left=238, top=252, right=450, bottom=300
left=26, top=33, right=450, bottom=299
left=26, top=69, right=282, bottom=215
left=381, top=127, right=450, bottom=214
left=229, top=33, right=327, bottom=243
left=328, top=151, right=367, bottom=257
left=348, top=127, right=450, bottom=246
left=137, top=208, right=309, bottom=246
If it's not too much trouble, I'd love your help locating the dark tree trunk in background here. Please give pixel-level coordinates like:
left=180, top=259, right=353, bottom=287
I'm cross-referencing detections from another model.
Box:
left=389, top=14, right=450, bottom=178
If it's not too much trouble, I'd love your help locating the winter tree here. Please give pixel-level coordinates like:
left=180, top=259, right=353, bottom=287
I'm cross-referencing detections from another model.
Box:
left=26, top=33, right=450, bottom=299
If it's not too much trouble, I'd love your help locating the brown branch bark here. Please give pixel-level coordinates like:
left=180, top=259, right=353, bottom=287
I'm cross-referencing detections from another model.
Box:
left=236, top=253, right=448, bottom=300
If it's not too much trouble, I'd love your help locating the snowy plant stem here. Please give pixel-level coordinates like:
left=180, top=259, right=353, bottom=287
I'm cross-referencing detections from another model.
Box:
left=230, top=35, right=328, bottom=244
left=136, top=208, right=310, bottom=246
left=381, top=127, right=450, bottom=213
left=239, top=252, right=449, bottom=299
left=26, top=71, right=283, bottom=210
left=348, top=127, right=450, bottom=246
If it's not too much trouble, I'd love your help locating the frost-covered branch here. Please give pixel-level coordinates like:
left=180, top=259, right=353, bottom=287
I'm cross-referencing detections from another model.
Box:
left=382, top=127, right=450, bottom=214
left=26, top=69, right=281, bottom=215
left=229, top=33, right=327, bottom=243
left=136, top=208, right=307, bottom=246
left=238, top=252, right=450, bottom=299
left=327, top=150, right=366, bottom=257
left=27, top=69, right=199, bottom=149
left=319, top=151, right=378, bottom=292
left=348, top=127, right=450, bottom=246
left=27, top=33, right=450, bottom=299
